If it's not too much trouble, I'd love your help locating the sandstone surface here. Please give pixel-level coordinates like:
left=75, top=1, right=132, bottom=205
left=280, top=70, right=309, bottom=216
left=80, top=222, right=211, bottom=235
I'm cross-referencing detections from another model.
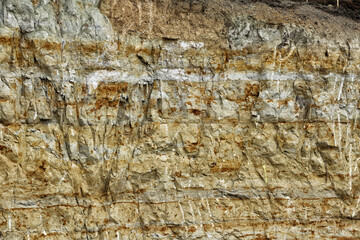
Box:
left=0, top=0, right=360, bottom=239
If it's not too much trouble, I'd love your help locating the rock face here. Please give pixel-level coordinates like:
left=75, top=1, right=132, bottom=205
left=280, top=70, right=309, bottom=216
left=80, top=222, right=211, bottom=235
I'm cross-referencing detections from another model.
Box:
left=0, top=0, right=360, bottom=239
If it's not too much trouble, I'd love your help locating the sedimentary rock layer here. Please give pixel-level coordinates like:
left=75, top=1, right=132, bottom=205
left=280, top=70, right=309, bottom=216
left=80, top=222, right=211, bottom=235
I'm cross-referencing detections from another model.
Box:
left=0, top=0, right=360, bottom=239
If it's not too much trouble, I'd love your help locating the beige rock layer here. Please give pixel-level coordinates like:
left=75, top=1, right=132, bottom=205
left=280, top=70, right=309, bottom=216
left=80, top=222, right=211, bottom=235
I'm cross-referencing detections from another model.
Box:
left=0, top=0, right=360, bottom=239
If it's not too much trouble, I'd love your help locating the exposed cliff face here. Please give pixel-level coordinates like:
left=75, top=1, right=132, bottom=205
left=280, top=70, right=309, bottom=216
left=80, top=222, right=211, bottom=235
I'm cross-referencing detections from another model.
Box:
left=0, top=0, right=360, bottom=239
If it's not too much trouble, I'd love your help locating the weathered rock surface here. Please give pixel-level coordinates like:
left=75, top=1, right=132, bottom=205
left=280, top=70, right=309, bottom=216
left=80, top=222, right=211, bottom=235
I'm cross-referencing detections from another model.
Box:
left=0, top=0, right=360, bottom=239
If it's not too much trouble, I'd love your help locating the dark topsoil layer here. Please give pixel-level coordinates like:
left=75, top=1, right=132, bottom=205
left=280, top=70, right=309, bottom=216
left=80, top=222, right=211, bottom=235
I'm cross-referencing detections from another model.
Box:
left=258, top=0, right=360, bottom=21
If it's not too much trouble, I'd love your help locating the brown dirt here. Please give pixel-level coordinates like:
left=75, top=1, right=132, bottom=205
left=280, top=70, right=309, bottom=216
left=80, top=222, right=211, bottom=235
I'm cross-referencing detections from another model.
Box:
left=100, top=0, right=360, bottom=45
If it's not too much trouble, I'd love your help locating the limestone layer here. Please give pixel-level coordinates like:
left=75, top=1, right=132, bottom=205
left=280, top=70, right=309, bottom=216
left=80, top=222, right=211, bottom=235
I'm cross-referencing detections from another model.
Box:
left=0, top=0, right=360, bottom=239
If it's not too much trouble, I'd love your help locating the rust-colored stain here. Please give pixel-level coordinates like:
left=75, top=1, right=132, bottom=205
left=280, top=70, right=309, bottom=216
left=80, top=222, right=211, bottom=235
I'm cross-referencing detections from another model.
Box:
left=189, top=109, right=203, bottom=116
